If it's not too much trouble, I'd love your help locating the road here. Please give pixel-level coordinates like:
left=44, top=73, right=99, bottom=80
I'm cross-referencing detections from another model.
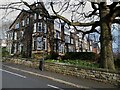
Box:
left=2, top=65, right=76, bottom=89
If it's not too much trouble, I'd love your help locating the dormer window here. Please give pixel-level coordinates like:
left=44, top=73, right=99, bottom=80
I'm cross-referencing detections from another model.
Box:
left=15, top=23, right=20, bottom=29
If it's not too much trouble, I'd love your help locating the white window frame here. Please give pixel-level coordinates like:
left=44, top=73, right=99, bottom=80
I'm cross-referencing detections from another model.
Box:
left=15, top=23, right=20, bottom=29
left=71, top=38, right=74, bottom=44
left=39, top=15, right=42, bottom=19
left=34, top=13, right=37, bottom=20
left=38, top=22, right=42, bottom=32
left=14, top=32, right=17, bottom=40
left=27, top=18, right=29, bottom=25
left=65, top=35, right=70, bottom=43
left=44, top=38, right=47, bottom=50
left=56, top=31, right=60, bottom=39
left=37, top=37, right=42, bottom=50
left=34, top=23, right=37, bottom=32
left=44, top=23, right=47, bottom=33
left=22, top=20, right=25, bottom=26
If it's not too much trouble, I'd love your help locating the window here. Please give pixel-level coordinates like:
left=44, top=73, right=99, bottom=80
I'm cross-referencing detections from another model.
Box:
left=19, top=43, right=23, bottom=53
left=15, top=23, right=20, bottom=29
left=58, top=43, right=62, bottom=52
left=55, top=31, right=60, bottom=39
left=10, top=33, right=13, bottom=40
left=21, top=31, right=24, bottom=37
left=22, top=20, right=25, bottom=26
left=69, top=46, right=74, bottom=52
left=37, top=37, right=42, bottom=50
left=34, top=13, right=37, bottom=20
left=38, top=22, right=42, bottom=32
left=76, top=40, right=78, bottom=47
left=34, top=23, right=37, bottom=32
left=27, top=18, right=29, bottom=25
left=14, top=32, right=17, bottom=40
left=14, top=44, right=17, bottom=53
left=65, top=35, right=70, bottom=43
left=56, top=31, right=60, bottom=38
left=7, top=33, right=10, bottom=40
left=43, top=38, right=47, bottom=50
left=44, top=23, right=47, bottom=33
left=61, top=44, right=65, bottom=53
left=54, top=20, right=61, bottom=30
left=54, top=43, right=56, bottom=52
left=71, top=38, right=74, bottom=44
left=33, top=37, right=37, bottom=50
left=39, top=15, right=42, bottom=19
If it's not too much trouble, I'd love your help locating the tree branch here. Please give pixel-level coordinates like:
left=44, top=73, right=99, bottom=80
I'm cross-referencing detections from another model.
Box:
left=50, top=2, right=97, bottom=27
left=111, top=6, right=120, bottom=21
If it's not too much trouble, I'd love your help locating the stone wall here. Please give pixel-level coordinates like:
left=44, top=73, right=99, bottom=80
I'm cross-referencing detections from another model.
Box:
left=45, top=62, right=120, bottom=85
left=2, top=58, right=120, bottom=86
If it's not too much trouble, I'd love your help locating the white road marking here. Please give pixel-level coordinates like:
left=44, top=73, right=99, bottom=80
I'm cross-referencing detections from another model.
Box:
left=0, top=69, right=26, bottom=78
left=47, top=84, right=64, bottom=90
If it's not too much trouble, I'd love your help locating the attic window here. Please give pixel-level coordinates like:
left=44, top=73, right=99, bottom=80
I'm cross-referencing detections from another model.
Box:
left=15, top=23, right=20, bottom=29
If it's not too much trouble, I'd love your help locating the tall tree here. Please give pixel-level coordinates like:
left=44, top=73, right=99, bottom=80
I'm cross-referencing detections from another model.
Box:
left=48, top=1, right=120, bottom=70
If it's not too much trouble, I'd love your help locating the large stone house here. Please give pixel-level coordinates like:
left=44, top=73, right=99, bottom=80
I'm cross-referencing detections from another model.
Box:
left=6, top=2, right=99, bottom=58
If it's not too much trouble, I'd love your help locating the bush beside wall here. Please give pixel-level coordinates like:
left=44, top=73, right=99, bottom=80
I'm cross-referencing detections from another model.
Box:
left=62, top=52, right=99, bottom=61
left=2, top=47, right=9, bottom=57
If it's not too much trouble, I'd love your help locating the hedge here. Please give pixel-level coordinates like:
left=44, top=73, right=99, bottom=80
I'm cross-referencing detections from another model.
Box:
left=114, top=58, right=120, bottom=69
left=62, top=52, right=98, bottom=61
left=2, top=47, right=9, bottom=57
left=46, top=51, right=59, bottom=60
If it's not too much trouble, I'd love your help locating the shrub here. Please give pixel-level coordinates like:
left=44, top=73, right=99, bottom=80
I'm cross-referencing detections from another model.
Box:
left=2, top=47, right=9, bottom=57
left=114, top=58, right=120, bottom=69
left=46, top=51, right=59, bottom=60
left=62, top=52, right=98, bottom=61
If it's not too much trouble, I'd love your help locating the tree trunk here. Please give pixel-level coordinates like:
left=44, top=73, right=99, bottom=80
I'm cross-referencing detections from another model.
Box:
left=22, top=16, right=33, bottom=58
left=99, top=2, right=115, bottom=70
left=47, top=19, right=54, bottom=54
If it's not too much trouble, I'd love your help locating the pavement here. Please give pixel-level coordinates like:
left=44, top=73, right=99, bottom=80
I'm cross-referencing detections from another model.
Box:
left=2, top=62, right=119, bottom=89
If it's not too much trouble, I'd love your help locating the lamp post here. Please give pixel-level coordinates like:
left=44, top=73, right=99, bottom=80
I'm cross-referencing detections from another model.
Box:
left=39, top=36, right=44, bottom=71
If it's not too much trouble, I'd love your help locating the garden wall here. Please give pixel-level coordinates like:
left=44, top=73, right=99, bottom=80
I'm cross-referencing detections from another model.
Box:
left=2, top=58, right=120, bottom=86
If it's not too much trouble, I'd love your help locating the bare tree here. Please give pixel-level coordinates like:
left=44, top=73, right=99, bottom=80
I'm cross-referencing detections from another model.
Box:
left=47, top=0, right=120, bottom=70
